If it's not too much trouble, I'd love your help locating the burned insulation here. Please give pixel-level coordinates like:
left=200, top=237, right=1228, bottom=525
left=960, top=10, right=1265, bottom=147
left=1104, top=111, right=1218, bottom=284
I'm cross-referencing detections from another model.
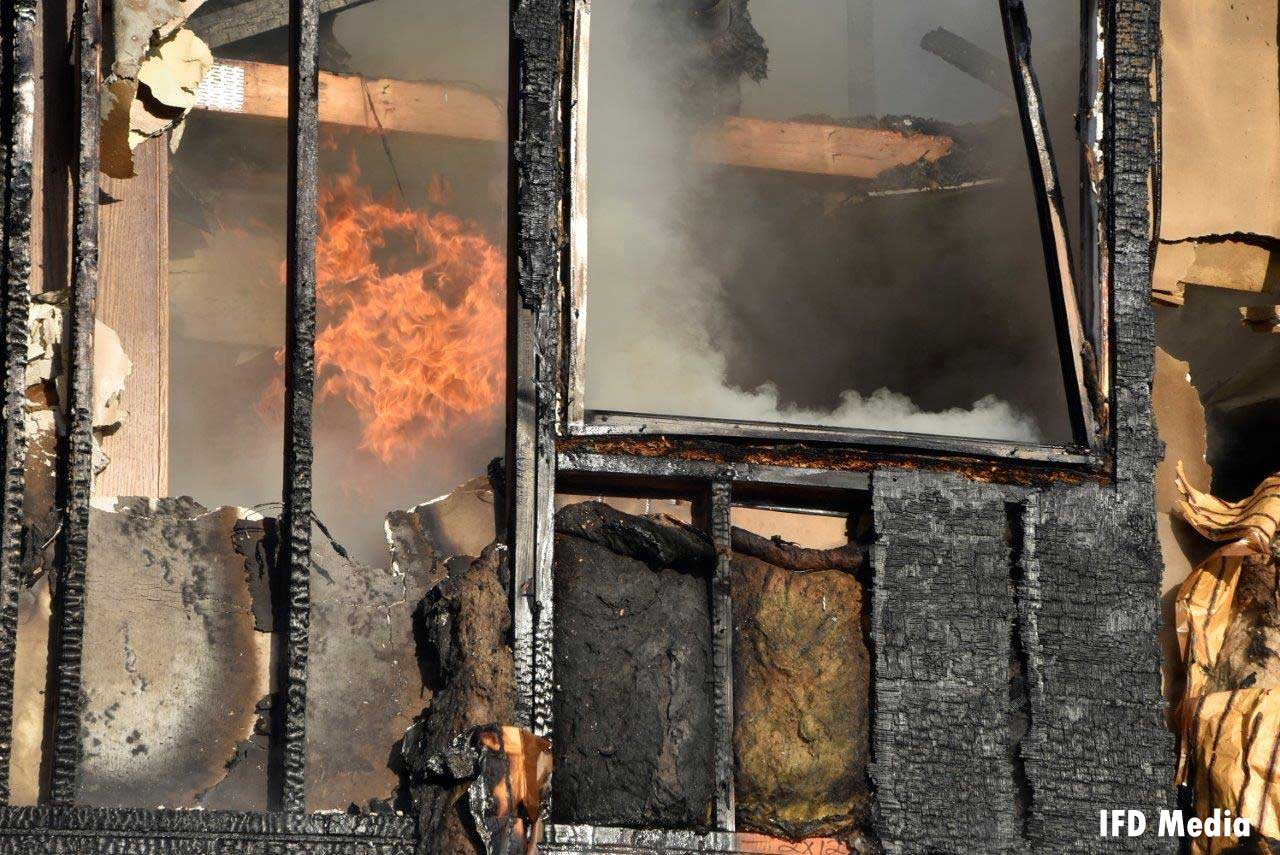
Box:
left=550, top=501, right=876, bottom=841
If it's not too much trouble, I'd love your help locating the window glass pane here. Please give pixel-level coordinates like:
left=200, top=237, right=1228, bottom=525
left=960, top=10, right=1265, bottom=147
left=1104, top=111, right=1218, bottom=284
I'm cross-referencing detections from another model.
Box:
left=583, top=0, right=1079, bottom=444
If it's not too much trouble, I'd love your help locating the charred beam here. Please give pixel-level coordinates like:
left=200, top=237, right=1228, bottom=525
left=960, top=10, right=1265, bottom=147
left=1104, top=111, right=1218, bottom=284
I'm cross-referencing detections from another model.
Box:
left=277, top=0, right=320, bottom=815
left=188, top=0, right=374, bottom=49
left=0, top=0, right=36, bottom=807
left=921, top=27, right=1013, bottom=96
left=48, top=0, right=101, bottom=806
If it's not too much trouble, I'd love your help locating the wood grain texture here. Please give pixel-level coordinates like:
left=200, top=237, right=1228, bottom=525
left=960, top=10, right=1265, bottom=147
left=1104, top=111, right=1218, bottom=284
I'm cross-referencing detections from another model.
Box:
left=95, top=136, right=169, bottom=500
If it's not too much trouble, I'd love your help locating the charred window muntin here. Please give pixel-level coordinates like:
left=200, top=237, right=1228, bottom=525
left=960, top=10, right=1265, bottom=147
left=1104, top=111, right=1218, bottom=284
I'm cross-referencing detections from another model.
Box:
left=559, top=0, right=1111, bottom=467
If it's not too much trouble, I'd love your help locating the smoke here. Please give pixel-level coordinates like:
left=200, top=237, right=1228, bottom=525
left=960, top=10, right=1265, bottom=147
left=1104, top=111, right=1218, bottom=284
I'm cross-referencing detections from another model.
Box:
left=584, top=0, right=1081, bottom=444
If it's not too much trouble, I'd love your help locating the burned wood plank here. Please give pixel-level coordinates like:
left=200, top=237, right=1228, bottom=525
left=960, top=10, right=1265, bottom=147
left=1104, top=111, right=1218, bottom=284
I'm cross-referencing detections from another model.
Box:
left=278, top=0, right=320, bottom=815
left=1020, top=487, right=1174, bottom=851
left=510, top=0, right=565, bottom=744
left=49, top=0, right=103, bottom=805
left=708, top=480, right=735, bottom=831
left=870, top=470, right=1022, bottom=853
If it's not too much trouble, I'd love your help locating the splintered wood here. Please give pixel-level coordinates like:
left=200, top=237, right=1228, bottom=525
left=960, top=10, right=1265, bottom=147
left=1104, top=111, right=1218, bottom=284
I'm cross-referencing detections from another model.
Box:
left=194, top=60, right=954, bottom=180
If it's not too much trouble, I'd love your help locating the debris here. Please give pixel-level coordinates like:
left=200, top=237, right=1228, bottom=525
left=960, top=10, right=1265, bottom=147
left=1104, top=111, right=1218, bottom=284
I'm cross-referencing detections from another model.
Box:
left=1240, top=305, right=1280, bottom=334
left=1173, top=467, right=1280, bottom=852
left=403, top=544, right=518, bottom=853
left=101, top=0, right=213, bottom=179
left=404, top=724, right=550, bottom=855
left=920, top=27, right=1013, bottom=97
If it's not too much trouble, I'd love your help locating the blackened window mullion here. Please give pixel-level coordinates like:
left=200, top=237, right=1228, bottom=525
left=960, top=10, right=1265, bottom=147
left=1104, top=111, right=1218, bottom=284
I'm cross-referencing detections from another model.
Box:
left=1000, top=0, right=1102, bottom=452
left=48, top=0, right=101, bottom=806
left=0, top=0, right=36, bottom=808
left=280, top=0, right=321, bottom=815
left=708, top=479, right=735, bottom=831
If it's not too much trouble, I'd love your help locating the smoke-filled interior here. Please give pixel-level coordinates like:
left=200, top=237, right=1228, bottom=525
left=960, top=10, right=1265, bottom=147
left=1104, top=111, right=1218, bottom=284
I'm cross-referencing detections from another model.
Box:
left=583, top=0, right=1082, bottom=444
left=166, top=0, right=508, bottom=563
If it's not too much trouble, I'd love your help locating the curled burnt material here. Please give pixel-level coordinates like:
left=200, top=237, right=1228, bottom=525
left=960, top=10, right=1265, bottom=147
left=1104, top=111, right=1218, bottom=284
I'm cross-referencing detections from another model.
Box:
left=403, top=724, right=549, bottom=855
left=1174, top=467, right=1280, bottom=851
left=403, top=543, right=516, bottom=853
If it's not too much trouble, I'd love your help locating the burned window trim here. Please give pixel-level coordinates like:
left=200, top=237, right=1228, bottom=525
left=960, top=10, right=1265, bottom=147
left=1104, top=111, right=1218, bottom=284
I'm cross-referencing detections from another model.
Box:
left=560, top=0, right=1111, bottom=463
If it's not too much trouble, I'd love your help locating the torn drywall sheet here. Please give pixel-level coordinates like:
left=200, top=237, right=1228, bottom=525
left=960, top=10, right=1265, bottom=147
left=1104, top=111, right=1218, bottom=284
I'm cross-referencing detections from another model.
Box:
left=1153, top=347, right=1211, bottom=514
left=102, top=1, right=213, bottom=179
left=1153, top=239, right=1278, bottom=306
left=80, top=501, right=269, bottom=808
left=1161, top=0, right=1280, bottom=241
left=1173, top=467, right=1280, bottom=853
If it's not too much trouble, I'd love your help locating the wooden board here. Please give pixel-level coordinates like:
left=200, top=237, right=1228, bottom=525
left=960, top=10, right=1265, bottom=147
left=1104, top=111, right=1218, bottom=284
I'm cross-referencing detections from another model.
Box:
left=194, top=60, right=953, bottom=180
left=95, top=136, right=169, bottom=499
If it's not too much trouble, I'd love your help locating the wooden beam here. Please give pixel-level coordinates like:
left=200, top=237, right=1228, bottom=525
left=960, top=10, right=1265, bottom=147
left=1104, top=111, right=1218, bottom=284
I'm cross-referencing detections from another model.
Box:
left=194, top=59, right=953, bottom=179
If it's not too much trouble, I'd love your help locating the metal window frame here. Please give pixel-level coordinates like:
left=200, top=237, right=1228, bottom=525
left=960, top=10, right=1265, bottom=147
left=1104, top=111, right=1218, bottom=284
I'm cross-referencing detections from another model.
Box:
left=560, top=0, right=1111, bottom=466
left=512, top=0, right=1139, bottom=850
left=0, top=0, right=418, bottom=848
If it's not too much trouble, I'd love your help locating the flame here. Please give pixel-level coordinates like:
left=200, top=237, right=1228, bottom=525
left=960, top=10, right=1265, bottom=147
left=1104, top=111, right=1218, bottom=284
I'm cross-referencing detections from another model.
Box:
left=265, top=164, right=505, bottom=463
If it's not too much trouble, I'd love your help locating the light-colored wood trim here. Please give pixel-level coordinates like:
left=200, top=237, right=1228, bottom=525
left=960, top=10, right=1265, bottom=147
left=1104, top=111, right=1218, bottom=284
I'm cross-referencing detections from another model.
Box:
left=95, top=136, right=169, bottom=499
left=564, top=0, right=590, bottom=429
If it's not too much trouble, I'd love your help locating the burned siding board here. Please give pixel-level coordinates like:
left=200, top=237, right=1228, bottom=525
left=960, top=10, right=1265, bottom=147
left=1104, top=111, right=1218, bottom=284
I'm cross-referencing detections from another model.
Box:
left=870, top=470, right=1022, bottom=854
left=1020, top=488, right=1173, bottom=853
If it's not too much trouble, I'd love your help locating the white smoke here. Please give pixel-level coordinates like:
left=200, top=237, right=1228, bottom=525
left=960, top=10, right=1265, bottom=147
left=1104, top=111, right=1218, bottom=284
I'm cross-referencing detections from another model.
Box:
left=582, top=0, right=1044, bottom=443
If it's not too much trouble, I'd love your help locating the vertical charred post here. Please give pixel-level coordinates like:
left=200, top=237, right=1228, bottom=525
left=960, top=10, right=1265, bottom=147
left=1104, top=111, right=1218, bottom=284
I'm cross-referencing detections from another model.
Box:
left=48, top=0, right=100, bottom=806
left=707, top=479, right=735, bottom=830
left=508, top=0, right=565, bottom=739
left=279, top=0, right=320, bottom=816
left=0, top=0, right=35, bottom=808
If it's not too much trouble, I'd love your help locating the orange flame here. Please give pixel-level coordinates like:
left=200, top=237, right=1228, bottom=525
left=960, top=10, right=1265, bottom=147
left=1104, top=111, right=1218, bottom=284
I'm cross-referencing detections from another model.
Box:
left=267, top=165, right=505, bottom=463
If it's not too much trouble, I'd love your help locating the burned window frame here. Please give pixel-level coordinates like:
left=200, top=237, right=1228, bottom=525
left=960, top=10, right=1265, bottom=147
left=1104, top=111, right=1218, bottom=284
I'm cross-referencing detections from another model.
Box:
left=559, top=0, right=1110, bottom=466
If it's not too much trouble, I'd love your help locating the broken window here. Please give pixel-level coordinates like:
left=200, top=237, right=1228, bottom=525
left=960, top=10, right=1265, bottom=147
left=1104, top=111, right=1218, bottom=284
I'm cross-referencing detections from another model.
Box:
left=567, top=0, right=1103, bottom=454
